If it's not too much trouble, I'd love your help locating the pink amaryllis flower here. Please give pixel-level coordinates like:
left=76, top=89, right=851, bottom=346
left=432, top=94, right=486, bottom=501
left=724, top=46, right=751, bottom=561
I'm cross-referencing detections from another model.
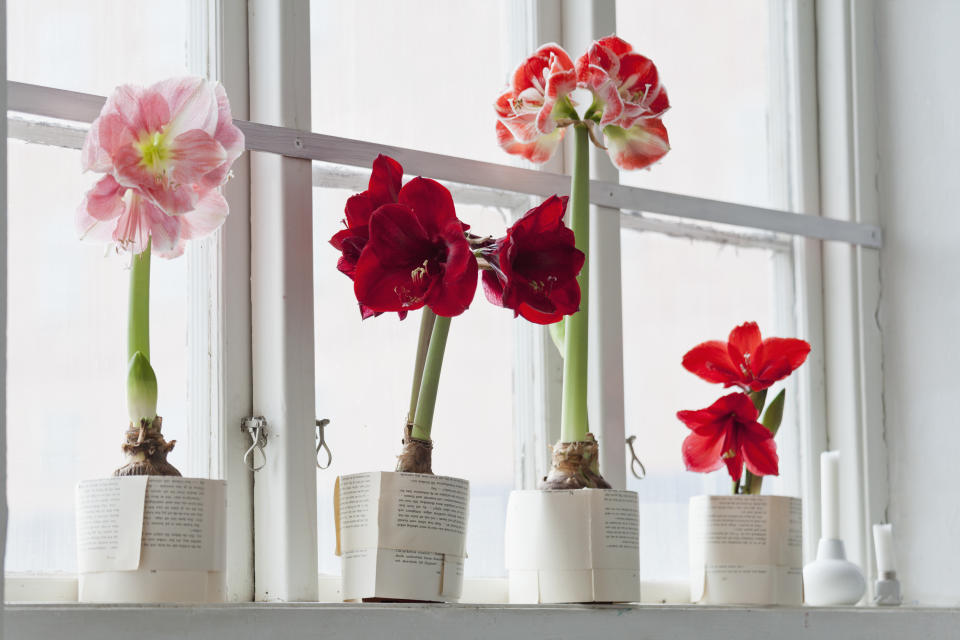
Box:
left=353, top=177, right=478, bottom=318
left=677, top=392, right=779, bottom=482
left=682, top=322, right=811, bottom=392
left=495, top=43, right=577, bottom=163
left=480, top=195, right=584, bottom=324
left=76, top=175, right=228, bottom=258
left=79, top=77, right=244, bottom=255
left=575, top=35, right=671, bottom=170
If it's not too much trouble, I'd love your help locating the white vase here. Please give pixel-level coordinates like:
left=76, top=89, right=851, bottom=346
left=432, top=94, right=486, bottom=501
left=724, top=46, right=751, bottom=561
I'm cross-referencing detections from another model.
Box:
left=688, top=494, right=802, bottom=605
left=335, top=471, right=469, bottom=602
left=505, top=488, right=640, bottom=603
left=76, top=476, right=227, bottom=603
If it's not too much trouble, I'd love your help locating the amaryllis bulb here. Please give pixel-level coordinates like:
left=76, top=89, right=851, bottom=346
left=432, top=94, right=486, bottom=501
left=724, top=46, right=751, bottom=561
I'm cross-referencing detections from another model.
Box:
left=127, top=351, right=158, bottom=424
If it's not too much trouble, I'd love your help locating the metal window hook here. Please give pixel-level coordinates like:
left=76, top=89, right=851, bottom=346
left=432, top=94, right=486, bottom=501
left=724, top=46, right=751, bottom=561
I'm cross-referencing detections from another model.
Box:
left=241, top=416, right=268, bottom=472
left=626, top=435, right=646, bottom=480
left=315, top=418, right=332, bottom=469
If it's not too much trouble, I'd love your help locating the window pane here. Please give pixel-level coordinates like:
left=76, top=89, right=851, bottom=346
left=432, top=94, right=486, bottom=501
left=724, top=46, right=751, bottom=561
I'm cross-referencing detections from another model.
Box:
left=615, top=0, right=785, bottom=209
left=310, top=0, right=509, bottom=163
left=7, top=0, right=193, bottom=96
left=619, top=227, right=797, bottom=583
left=314, top=182, right=515, bottom=579
left=5, top=141, right=190, bottom=573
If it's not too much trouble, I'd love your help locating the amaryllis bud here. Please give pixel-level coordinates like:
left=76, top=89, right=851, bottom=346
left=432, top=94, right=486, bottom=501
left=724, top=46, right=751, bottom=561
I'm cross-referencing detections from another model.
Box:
left=127, top=351, right=158, bottom=425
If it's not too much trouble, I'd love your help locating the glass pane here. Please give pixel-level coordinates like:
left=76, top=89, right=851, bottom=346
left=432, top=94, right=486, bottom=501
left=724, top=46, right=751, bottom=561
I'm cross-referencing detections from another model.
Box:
left=619, top=227, right=796, bottom=584
left=615, top=0, right=785, bottom=209
left=7, top=0, right=193, bottom=96
left=5, top=141, right=190, bottom=573
left=314, top=182, right=515, bottom=579
left=310, top=0, right=509, bottom=163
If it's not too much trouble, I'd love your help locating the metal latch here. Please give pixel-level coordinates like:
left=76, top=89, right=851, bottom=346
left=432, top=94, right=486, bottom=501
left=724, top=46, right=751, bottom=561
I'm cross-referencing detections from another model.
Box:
left=241, top=416, right=268, bottom=472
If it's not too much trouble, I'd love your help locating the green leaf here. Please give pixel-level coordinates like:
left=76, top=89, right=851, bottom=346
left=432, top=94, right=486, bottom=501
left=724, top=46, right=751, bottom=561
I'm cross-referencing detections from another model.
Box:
left=761, top=389, right=786, bottom=437
left=127, top=351, right=158, bottom=424
left=748, top=389, right=767, bottom=414
left=549, top=318, right=565, bottom=355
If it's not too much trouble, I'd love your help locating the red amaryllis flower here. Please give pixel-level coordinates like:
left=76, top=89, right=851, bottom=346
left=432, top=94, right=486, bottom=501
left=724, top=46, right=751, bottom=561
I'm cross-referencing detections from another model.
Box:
left=575, top=35, right=671, bottom=170
left=481, top=195, right=584, bottom=324
left=354, top=177, right=478, bottom=318
left=495, top=43, right=577, bottom=164
left=329, top=154, right=403, bottom=318
left=330, top=154, right=402, bottom=278
left=682, top=322, right=811, bottom=392
left=677, top=392, right=779, bottom=481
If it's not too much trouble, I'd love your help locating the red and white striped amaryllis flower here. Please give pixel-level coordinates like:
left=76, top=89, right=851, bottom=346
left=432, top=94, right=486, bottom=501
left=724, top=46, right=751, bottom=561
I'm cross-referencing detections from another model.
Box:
left=495, top=36, right=670, bottom=171
left=494, top=43, right=577, bottom=163
left=78, top=77, right=244, bottom=257
left=575, top=35, right=670, bottom=170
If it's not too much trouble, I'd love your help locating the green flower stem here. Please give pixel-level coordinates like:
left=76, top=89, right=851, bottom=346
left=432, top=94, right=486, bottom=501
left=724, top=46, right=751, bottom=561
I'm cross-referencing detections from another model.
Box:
left=742, top=471, right=758, bottom=495
left=560, top=125, right=590, bottom=443
left=411, top=314, right=451, bottom=441
left=407, top=308, right=437, bottom=425
left=128, top=242, right=151, bottom=362
left=126, top=241, right=158, bottom=424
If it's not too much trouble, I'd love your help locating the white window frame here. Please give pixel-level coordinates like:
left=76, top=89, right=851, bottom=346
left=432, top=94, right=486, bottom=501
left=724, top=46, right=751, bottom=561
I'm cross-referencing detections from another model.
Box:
left=2, top=0, right=902, bottom=633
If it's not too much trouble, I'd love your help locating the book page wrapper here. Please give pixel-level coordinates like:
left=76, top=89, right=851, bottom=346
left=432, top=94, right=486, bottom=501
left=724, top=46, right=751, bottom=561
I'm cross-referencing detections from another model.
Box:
left=504, top=489, right=640, bottom=604
left=75, top=476, right=226, bottom=603
left=335, top=471, right=469, bottom=602
left=688, top=494, right=802, bottom=605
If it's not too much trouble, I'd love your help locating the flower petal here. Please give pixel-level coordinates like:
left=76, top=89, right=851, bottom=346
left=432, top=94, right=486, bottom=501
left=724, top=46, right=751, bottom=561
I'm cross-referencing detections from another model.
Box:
left=353, top=244, right=428, bottom=314
left=751, top=337, right=811, bottom=388
left=169, top=130, right=228, bottom=187
left=83, top=175, right=126, bottom=221
left=426, top=235, right=478, bottom=317
left=602, top=119, right=670, bottom=171
left=482, top=269, right=506, bottom=308
left=682, top=341, right=744, bottom=386
left=496, top=121, right=565, bottom=164
left=111, top=192, right=180, bottom=257
left=681, top=431, right=726, bottom=474
left=156, top=77, right=219, bottom=138
left=397, top=177, right=458, bottom=233
left=367, top=154, right=403, bottom=206
left=76, top=176, right=126, bottom=243
left=729, top=322, right=762, bottom=357
left=178, top=189, right=229, bottom=240
left=366, top=203, right=432, bottom=267
left=740, top=420, right=780, bottom=476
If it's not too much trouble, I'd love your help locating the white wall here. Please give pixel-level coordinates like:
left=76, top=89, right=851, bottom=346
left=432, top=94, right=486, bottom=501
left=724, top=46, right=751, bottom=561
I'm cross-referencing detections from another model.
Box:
left=874, top=0, right=960, bottom=606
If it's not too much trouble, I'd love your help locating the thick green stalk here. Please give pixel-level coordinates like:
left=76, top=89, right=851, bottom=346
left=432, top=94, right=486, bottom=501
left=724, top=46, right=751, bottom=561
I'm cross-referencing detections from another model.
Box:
left=411, top=314, right=451, bottom=441
left=560, top=125, right=590, bottom=443
left=407, top=308, right=437, bottom=424
left=128, top=243, right=151, bottom=362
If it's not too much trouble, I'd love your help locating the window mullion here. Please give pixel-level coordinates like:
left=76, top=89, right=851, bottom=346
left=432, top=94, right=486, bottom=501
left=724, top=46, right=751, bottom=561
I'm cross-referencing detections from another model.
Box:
left=206, top=0, right=256, bottom=602
left=249, top=0, right=319, bottom=602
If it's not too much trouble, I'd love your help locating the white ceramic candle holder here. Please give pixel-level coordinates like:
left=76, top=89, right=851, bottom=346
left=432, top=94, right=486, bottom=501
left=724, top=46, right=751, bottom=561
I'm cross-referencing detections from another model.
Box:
left=803, top=538, right=866, bottom=605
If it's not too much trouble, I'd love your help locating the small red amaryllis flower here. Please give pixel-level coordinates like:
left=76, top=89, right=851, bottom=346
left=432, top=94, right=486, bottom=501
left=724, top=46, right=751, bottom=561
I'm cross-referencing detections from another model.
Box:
left=329, top=154, right=403, bottom=318
left=677, top=392, right=779, bottom=482
left=480, top=195, right=584, bottom=324
left=575, top=35, right=671, bottom=170
left=353, top=177, right=478, bottom=318
left=682, top=322, right=811, bottom=392
left=495, top=43, right=577, bottom=164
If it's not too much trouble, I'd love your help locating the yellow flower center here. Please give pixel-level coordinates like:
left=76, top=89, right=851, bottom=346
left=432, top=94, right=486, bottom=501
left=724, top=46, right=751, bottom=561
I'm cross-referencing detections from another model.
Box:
left=135, top=130, right=170, bottom=178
